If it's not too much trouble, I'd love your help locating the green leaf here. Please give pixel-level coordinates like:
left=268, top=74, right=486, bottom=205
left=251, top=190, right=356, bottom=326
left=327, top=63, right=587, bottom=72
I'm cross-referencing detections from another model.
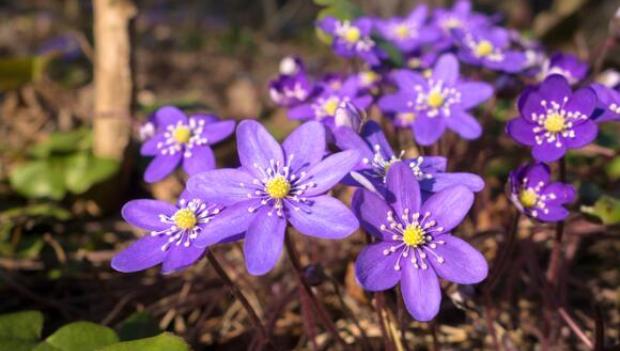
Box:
left=29, top=129, right=91, bottom=158
left=64, top=153, right=119, bottom=194
left=375, top=38, right=404, bottom=67
left=16, top=236, right=45, bottom=259
left=0, top=310, right=44, bottom=341
left=45, top=322, right=119, bottom=351
left=32, top=341, right=62, bottom=351
left=11, top=135, right=118, bottom=199
left=117, top=312, right=160, bottom=341
left=9, top=160, right=66, bottom=200
left=317, top=1, right=362, bottom=20
left=581, top=195, right=620, bottom=225
left=606, top=156, right=620, bottom=180
left=97, top=333, right=189, bottom=351
left=0, top=338, right=38, bottom=351
left=313, top=0, right=336, bottom=5
left=0, top=203, right=71, bottom=221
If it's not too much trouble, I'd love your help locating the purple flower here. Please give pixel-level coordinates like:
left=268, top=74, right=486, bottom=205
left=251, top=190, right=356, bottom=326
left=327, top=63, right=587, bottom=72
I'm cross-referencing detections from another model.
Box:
left=187, top=121, right=360, bottom=275
left=288, top=75, right=372, bottom=127
left=454, top=26, right=526, bottom=73
left=508, top=163, right=575, bottom=222
left=375, top=5, right=440, bottom=53
left=506, top=75, right=598, bottom=162
left=333, top=121, right=484, bottom=194
left=38, top=34, right=82, bottom=60
left=317, top=17, right=383, bottom=66
left=269, top=57, right=316, bottom=107
left=591, top=83, right=620, bottom=123
left=378, top=54, right=494, bottom=145
left=140, top=106, right=235, bottom=183
left=111, top=193, right=224, bottom=274
left=353, top=163, right=488, bottom=321
left=432, top=0, right=492, bottom=47
left=539, top=53, right=588, bottom=85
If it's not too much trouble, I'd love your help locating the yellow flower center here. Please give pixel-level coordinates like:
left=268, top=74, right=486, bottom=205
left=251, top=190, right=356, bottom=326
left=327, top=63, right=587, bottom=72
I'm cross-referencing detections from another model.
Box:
left=343, top=27, right=360, bottom=43
left=360, top=71, right=379, bottom=85
left=173, top=209, right=197, bottom=230
left=475, top=40, right=494, bottom=57
left=427, top=90, right=445, bottom=108
left=395, top=24, right=410, bottom=39
left=323, top=97, right=340, bottom=116
left=383, top=160, right=397, bottom=173
left=266, top=176, right=291, bottom=199
left=544, top=113, right=566, bottom=133
left=518, top=189, right=538, bottom=208
left=403, top=224, right=426, bottom=247
left=173, top=126, right=192, bottom=144
left=407, top=58, right=421, bottom=69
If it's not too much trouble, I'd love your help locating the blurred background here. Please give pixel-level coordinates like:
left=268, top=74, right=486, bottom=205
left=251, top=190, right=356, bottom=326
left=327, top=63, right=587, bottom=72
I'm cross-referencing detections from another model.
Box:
left=0, top=0, right=619, bottom=350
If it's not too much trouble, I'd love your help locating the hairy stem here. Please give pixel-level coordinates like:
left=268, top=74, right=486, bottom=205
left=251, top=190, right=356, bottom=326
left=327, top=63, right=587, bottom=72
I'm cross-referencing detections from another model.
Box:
left=485, top=210, right=521, bottom=291
left=546, top=157, right=566, bottom=285
left=328, top=277, right=373, bottom=351
left=284, top=232, right=349, bottom=349
left=205, top=249, right=267, bottom=345
left=558, top=308, right=593, bottom=350
left=375, top=292, right=396, bottom=351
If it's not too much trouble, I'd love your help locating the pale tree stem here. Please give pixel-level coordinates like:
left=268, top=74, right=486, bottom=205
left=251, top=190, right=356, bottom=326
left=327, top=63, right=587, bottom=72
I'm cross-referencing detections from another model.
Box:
left=93, top=0, right=136, bottom=160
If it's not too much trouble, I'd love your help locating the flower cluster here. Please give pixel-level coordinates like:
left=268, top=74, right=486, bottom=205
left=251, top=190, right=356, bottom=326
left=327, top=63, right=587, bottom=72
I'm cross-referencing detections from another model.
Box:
left=111, top=0, right=620, bottom=326
left=114, top=120, right=360, bottom=275
left=504, top=73, right=607, bottom=222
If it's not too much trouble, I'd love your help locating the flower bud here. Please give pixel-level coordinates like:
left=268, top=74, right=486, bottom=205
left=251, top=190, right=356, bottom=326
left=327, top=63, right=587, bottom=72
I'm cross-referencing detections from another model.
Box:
left=279, top=56, right=303, bottom=76
left=334, top=101, right=364, bottom=132
left=303, top=264, right=326, bottom=286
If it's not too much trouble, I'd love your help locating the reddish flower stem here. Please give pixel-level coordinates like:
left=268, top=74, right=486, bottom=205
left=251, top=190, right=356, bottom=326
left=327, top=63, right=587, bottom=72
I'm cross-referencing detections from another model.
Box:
left=205, top=249, right=268, bottom=347
left=284, top=232, right=349, bottom=349
left=485, top=210, right=521, bottom=292
left=396, top=290, right=411, bottom=351
left=375, top=292, right=396, bottom=351
left=328, top=276, right=373, bottom=351
left=546, top=157, right=566, bottom=285
left=558, top=307, right=593, bottom=350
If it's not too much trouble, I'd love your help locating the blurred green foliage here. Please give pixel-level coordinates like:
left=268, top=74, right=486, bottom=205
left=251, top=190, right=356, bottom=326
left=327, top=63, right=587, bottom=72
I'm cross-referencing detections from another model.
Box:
left=9, top=129, right=119, bottom=200
left=314, top=0, right=362, bottom=20
left=0, top=311, right=189, bottom=351
left=605, top=156, right=620, bottom=181
left=0, top=311, right=43, bottom=351
left=36, top=322, right=119, bottom=351
left=581, top=195, right=620, bottom=225
left=0, top=203, right=71, bottom=258
left=116, top=312, right=161, bottom=341
left=313, top=0, right=362, bottom=45
left=0, top=56, right=50, bottom=92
